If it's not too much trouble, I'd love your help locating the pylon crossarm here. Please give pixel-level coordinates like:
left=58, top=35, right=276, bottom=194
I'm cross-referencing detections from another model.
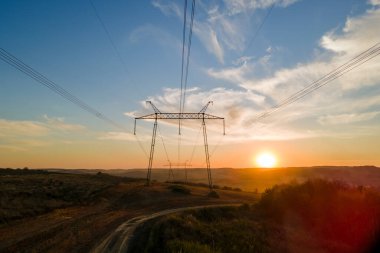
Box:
left=134, top=101, right=224, bottom=190
left=136, top=113, right=224, bottom=120
left=199, top=101, right=213, bottom=113
left=146, top=101, right=161, bottom=113
left=134, top=113, right=224, bottom=135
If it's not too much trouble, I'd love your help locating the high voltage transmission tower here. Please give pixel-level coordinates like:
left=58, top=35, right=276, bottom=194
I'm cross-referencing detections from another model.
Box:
left=164, top=161, right=192, bottom=183
left=134, top=101, right=225, bottom=190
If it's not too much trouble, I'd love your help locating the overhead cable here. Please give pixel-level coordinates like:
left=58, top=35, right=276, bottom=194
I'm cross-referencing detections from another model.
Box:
left=0, top=48, right=129, bottom=131
left=179, top=0, right=188, bottom=117
left=250, top=42, right=380, bottom=124
left=245, top=3, right=275, bottom=53
left=181, top=0, right=196, bottom=114
left=89, top=0, right=130, bottom=75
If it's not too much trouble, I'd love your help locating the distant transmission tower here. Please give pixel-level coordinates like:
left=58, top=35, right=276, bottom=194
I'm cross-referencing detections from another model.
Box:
left=164, top=161, right=175, bottom=182
left=134, top=101, right=225, bottom=190
left=164, top=161, right=192, bottom=183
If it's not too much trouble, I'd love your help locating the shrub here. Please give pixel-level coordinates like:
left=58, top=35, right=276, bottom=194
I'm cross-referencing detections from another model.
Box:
left=167, top=240, right=219, bottom=253
left=256, top=179, right=380, bottom=252
left=207, top=190, right=219, bottom=198
left=168, top=185, right=191, bottom=195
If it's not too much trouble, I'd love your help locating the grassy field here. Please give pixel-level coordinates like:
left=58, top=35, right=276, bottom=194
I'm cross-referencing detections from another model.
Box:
left=0, top=168, right=257, bottom=253
left=128, top=179, right=380, bottom=253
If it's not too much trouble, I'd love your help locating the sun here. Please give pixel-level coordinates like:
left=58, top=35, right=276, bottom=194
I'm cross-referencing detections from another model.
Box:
left=256, top=152, right=277, bottom=168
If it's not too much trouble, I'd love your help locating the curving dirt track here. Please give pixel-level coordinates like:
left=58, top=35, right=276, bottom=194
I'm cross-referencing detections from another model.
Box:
left=90, top=204, right=240, bottom=253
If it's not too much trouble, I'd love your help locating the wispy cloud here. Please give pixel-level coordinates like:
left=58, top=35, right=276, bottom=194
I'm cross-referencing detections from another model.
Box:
left=129, top=24, right=180, bottom=49
left=0, top=116, right=86, bottom=150
left=223, top=0, right=300, bottom=15
left=318, top=111, right=380, bottom=125
left=193, top=24, right=225, bottom=63
left=99, top=131, right=146, bottom=141
left=368, top=0, right=380, bottom=7
left=152, top=0, right=299, bottom=63
left=151, top=0, right=182, bottom=17
left=136, top=4, right=380, bottom=142
left=43, top=115, right=85, bottom=132
left=0, top=119, right=49, bottom=137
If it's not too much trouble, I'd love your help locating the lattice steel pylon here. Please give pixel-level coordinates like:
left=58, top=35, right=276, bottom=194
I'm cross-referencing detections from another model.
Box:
left=164, top=162, right=192, bottom=183
left=134, top=101, right=225, bottom=190
left=164, top=161, right=175, bottom=182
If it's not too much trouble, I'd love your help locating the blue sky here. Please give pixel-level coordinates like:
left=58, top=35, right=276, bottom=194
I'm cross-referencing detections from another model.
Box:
left=1, top=0, right=380, bottom=168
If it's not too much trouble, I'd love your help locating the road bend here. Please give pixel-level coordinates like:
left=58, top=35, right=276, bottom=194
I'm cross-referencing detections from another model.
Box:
left=90, top=204, right=240, bottom=253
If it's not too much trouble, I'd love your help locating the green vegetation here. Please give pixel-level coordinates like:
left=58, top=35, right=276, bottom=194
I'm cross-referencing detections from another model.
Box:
left=129, top=179, right=380, bottom=253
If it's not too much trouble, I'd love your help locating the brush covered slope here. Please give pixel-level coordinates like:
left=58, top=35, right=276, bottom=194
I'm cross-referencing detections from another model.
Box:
left=0, top=168, right=257, bottom=253
left=128, top=179, right=380, bottom=253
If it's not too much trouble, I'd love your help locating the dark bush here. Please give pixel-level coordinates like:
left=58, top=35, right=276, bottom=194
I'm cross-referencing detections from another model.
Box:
left=207, top=190, right=219, bottom=198
left=168, top=184, right=191, bottom=195
left=256, top=179, right=380, bottom=252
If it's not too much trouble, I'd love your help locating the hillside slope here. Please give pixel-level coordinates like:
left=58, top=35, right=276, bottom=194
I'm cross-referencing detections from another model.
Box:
left=0, top=169, right=257, bottom=253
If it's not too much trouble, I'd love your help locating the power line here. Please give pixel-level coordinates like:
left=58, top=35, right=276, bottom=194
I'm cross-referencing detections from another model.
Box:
left=0, top=48, right=150, bottom=159
left=88, top=1, right=150, bottom=159
left=249, top=42, right=380, bottom=124
left=188, top=123, right=203, bottom=165
left=181, top=0, right=196, bottom=114
left=134, top=134, right=149, bottom=159
left=179, top=0, right=188, bottom=117
left=177, top=0, right=189, bottom=169
left=0, top=48, right=128, bottom=131
left=245, top=3, right=275, bottom=53
left=177, top=0, right=196, bottom=167
left=89, top=0, right=130, bottom=76
left=157, top=124, right=171, bottom=163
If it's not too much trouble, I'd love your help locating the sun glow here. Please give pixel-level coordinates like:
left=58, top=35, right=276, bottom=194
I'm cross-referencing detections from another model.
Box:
left=256, top=153, right=277, bottom=168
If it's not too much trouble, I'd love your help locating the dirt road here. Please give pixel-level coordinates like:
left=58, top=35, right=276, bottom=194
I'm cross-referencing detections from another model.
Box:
left=90, top=204, right=239, bottom=253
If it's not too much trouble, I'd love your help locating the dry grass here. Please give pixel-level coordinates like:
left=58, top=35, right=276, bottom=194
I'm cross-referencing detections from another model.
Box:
left=128, top=179, right=380, bottom=253
left=0, top=169, right=257, bottom=253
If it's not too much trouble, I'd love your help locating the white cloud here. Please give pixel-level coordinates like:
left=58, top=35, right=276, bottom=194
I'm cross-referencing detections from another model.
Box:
left=207, top=63, right=248, bottom=83
left=99, top=131, right=146, bottom=141
left=369, top=0, right=380, bottom=6
left=137, top=5, right=380, bottom=142
left=318, top=111, right=380, bottom=125
left=0, top=119, right=49, bottom=137
left=241, top=61, right=332, bottom=96
left=0, top=116, right=86, bottom=150
left=152, top=0, right=299, bottom=63
left=43, top=115, right=85, bottom=132
left=223, top=0, right=300, bottom=15
left=320, top=9, right=380, bottom=56
left=193, top=23, right=225, bottom=63
left=151, top=0, right=181, bottom=17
